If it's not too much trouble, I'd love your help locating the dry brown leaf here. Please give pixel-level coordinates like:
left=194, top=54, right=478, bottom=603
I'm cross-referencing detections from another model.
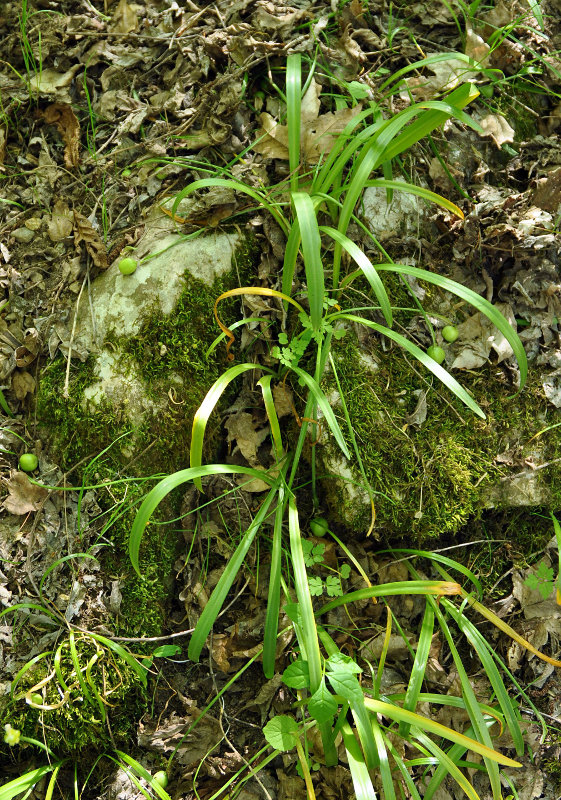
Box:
left=272, top=383, right=293, bottom=417
left=480, top=113, right=515, bottom=148
left=109, top=0, right=138, bottom=33
left=48, top=200, right=74, bottom=242
left=224, top=411, right=269, bottom=464
left=3, top=471, right=48, bottom=515
left=12, top=371, right=36, bottom=401
left=73, top=211, right=108, bottom=269
left=15, top=329, right=40, bottom=368
left=253, top=79, right=363, bottom=164
left=41, top=103, right=80, bottom=169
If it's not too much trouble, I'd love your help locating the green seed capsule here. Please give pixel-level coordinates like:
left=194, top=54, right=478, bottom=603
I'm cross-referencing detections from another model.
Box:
left=442, top=325, right=459, bottom=343
left=118, top=257, right=138, bottom=275
left=153, top=771, right=168, bottom=789
left=29, top=693, right=43, bottom=706
left=427, top=345, right=445, bottom=365
left=19, top=453, right=38, bottom=471
left=310, top=517, right=329, bottom=537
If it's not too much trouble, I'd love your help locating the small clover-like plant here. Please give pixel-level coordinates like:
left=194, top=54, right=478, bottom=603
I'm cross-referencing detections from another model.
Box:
left=523, top=513, right=561, bottom=601
left=302, top=540, right=350, bottom=597
left=524, top=561, right=557, bottom=600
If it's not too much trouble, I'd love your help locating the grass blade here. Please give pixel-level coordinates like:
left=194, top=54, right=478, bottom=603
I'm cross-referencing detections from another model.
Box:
left=414, top=731, right=481, bottom=800
left=258, top=375, right=284, bottom=461
left=399, top=600, right=435, bottom=737
left=291, top=192, right=324, bottom=331
left=365, top=179, right=464, bottom=218
left=0, top=766, right=59, bottom=800
left=374, top=264, right=527, bottom=388
left=290, top=365, right=351, bottom=458
left=263, top=494, right=285, bottom=678
left=341, top=721, right=378, bottom=800
left=129, top=464, right=276, bottom=575
left=317, top=581, right=461, bottom=616
left=372, top=719, right=396, bottom=800
left=442, top=600, right=524, bottom=755
left=363, top=699, right=520, bottom=767
left=320, top=225, right=392, bottom=325
left=288, top=496, right=321, bottom=689
left=286, top=53, right=301, bottom=191
left=190, top=364, right=266, bottom=489
left=171, top=178, right=289, bottom=234
left=188, top=478, right=282, bottom=663
left=331, top=313, right=485, bottom=417
left=282, top=220, right=301, bottom=301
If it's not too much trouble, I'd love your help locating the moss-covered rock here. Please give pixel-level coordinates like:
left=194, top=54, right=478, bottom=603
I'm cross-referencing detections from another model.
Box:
left=320, top=325, right=561, bottom=543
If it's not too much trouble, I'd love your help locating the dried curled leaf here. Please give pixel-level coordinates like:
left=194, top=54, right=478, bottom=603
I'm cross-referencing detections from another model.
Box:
left=42, top=103, right=81, bottom=169
left=73, top=211, right=108, bottom=269
left=3, top=471, right=48, bottom=515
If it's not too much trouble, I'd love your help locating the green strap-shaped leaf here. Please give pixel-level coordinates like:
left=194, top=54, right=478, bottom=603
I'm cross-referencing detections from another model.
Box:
left=291, top=192, right=324, bottom=331
left=331, top=312, right=486, bottom=417
left=129, top=464, right=276, bottom=575
left=191, top=363, right=269, bottom=490
left=374, top=264, right=528, bottom=388
left=320, top=225, right=392, bottom=326
left=290, top=365, right=351, bottom=457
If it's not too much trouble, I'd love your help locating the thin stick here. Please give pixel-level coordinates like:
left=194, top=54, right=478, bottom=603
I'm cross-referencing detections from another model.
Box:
left=63, top=271, right=88, bottom=399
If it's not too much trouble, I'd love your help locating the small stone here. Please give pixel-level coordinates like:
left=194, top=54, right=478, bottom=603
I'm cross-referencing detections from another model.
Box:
left=12, top=227, right=35, bottom=243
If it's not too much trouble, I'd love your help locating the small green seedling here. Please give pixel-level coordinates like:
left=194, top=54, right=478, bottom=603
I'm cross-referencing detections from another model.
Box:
left=442, top=325, right=459, bottom=343
left=19, top=453, right=38, bottom=471
left=118, top=257, right=138, bottom=275
left=152, top=771, right=168, bottom=789
left=427, top=345, right=445, bottom=364
left=263, top=716, right=316, bottom=799
left=524, top=562, right=557, bottom=599
left=302, top=539, right=350, bottom=597
left=523, top=513, right=561, bottom=600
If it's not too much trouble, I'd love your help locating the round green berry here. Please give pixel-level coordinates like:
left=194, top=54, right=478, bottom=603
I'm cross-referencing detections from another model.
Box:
left=310, top=517, right=329, bottom=537
left=442, top=325, right=459, bottom=343
left=152, top=771, right=168, bottom=789
left=29, top=693, right=43, bottom=706
left=19, top=453, right=38, bottom=472
left=118, top=257, right=138, bottom=275
left=426, top=345, right=445, bottom=365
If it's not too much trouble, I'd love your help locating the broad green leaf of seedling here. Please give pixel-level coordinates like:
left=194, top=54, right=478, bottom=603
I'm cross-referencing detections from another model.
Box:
left=282, top=658, right=310, bottom=690
left=524, top=561, right=556, bottom=600
left=340, top=563, right=351, bottom=580
left=325, top=575, right=343, bottom=597
left=308, top=679, right=338, bottom=725
left=326, top=652, right=362, bottom=673
left=263, top=715, right=299, bottom=751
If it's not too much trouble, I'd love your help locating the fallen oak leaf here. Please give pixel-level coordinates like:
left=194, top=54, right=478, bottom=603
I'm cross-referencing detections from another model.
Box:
left=73, top=211, right=108, bottom=269
left=3, top=470, right=48, bottom=515
left=253, top=78, right=363, bottom=164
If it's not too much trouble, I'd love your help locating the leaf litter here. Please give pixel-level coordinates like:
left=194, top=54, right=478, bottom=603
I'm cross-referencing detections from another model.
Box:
left=1, top=0, right=561, bottom=797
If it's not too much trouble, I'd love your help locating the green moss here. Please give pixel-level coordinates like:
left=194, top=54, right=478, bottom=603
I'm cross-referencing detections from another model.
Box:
left=34, top=233, right=259, bottom=642
left=323, top=326, right=560, bottom=544
left=0, top=633, right=146, bottom=758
